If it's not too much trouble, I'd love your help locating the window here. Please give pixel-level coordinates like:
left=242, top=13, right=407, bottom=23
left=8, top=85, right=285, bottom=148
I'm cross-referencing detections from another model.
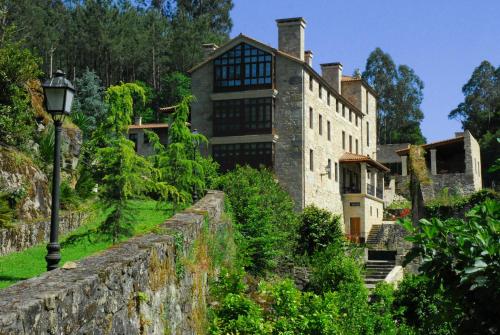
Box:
left=366, top=121, right=370, bottom=146
left=370, top=206, right=373, bottom=216
left=335, top=162, right=338, bottom=181
left=319, top=84, right=322, bottom=99
left=342, top=105, right=345, bottom=117
left=342, top=131, right=345, bottom=149
left=377, top=208, right=379, bottom=218
left=366, top=91, right=369, bottom=114
left=327, top=121, right=331, bottom=140
left=212, top=142, right=273, bottom=171
left=129, top=133, right=138, bottom=152
left=349, top=110, right=352, bottom=122
left=355, top=115, right=358, bottom=127
left=327, top=93, right=330, bottom=105
left=309, top=75, right=313, bottom=91
left=328, top=159, right=332, bottom=179
left=214, top=43, right=272, bottom=91
left=213, top=98, right=273, bottom=136
left=319, top=114, right=323, bottom=135
left=336, top=100, right=340, bottom=113
left=309, top=107, right=313, bottom=129
left=355, top=139, right=359, bottom=154
left=310, top=149, right=314, bottom=171
left=349, top=135, right=352, bottom=152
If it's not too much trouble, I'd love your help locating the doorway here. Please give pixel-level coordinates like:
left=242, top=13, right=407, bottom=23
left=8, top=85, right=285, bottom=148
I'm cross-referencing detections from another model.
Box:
left=350, top=217, right=361, bottom=243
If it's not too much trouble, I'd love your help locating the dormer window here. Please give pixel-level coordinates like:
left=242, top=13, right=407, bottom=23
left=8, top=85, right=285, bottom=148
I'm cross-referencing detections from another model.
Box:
left=214, top=43, right=272, bottom=91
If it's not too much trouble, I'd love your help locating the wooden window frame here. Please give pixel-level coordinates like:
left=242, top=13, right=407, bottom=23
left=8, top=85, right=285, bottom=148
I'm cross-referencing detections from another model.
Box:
left=213, top=98, right=273, bottom=136
left=214, top=43, right=273, bottom=92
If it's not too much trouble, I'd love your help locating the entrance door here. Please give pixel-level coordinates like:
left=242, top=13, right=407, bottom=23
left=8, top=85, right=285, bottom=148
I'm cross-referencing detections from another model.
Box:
left=350, top=217, right=361, bottom=243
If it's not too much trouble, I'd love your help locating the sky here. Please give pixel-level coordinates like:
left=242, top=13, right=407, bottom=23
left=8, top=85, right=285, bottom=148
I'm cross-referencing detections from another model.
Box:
left=229, top=0, right=500, bottom=143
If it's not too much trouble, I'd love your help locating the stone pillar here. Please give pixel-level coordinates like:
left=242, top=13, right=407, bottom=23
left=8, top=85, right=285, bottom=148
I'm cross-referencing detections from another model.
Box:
left=430, top=149, right=437, bottom=175
left=373, top=170, right=377, bottom=196
left=401, top=155, right=408, bottom=176
left=361, top=163, right=367, bottom=194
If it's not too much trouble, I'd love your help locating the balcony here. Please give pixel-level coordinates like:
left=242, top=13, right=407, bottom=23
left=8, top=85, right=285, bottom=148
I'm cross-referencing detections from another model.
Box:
left=343, top=186, right=361, bottom=194
left=376, top=187, right=383, bottom=199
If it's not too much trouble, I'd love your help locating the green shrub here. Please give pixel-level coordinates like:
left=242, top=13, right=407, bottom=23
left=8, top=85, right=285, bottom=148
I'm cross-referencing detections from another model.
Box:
left=297, top=205, right=344, bottom=255
left=60, top=180, right=80, bottom=210
left=402, top=198, right=500, bottom=333
left=0, top=193, right=14, bottom=228
left=309, top=243, right=365, bottom=295
left=394, top=275, right=458, bottom=335
left=215, top=166, right=299, bottom=274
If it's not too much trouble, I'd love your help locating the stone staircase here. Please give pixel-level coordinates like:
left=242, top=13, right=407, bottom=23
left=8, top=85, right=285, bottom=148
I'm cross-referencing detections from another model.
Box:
left=366, top=224, right=384, bottom=247
left=364, top=259, right=396, bottom=289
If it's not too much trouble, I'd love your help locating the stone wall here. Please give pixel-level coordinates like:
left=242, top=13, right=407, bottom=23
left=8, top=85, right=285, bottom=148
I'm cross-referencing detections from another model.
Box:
left=0, top=191, right=225, bottom=335
left=396, top=172, right=476, bottom=201
left=0, top=210, right=88, bottom=256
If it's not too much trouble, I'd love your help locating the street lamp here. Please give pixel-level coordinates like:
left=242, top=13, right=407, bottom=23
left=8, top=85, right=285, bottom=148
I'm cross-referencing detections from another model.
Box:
left=42, top=70, right=75, bottom=271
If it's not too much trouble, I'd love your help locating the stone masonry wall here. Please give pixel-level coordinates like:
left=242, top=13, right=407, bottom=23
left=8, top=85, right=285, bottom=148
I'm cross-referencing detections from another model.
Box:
left=0, top=210, right=88, bottom=256
left=0, top=191, right=225, bottom=335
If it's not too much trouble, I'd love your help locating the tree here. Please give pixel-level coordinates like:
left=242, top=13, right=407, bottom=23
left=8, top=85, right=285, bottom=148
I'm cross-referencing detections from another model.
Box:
left=449, top=61, right=500, bottom=186
left=0, top=31, right=42, bottom=150
left=71, top=69, right=107, bottom=138
left=362, top=47, right=426, bottom=145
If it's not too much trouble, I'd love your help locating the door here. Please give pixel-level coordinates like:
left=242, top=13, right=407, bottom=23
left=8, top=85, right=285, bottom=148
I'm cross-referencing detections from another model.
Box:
left=350, top=217, right=361, bottom=243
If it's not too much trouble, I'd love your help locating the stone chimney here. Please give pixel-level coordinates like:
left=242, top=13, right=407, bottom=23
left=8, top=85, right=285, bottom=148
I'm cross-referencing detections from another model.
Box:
left=320, top=62, right=343, bottom=94
left=276, top=17, right=306, bottom=60
left=202, top=43, right=218, bottom=59
left=304, top=50, right=313, bottom=66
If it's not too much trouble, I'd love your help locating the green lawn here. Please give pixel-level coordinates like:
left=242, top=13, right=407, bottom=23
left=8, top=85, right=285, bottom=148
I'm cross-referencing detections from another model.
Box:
left=0, top=199, right=174, bottom=289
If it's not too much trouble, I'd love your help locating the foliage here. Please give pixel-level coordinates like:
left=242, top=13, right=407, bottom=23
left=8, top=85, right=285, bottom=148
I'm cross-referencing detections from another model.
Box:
left=449, top=61, right=500, bottom=186
left=159, top=71, right=191, bottom=109
left=71, top=69, right=107, bottom=139
left=60, top=180, right=80, bottom=210
left=37, top=124, right=54, bottom=166
left=308, top=243, right=365, bottom=295
left=362, top=47, right=426, bottom=145
left=425, top=188, right=499, bottom=219
left=394, top=275, right=460, bottom=335
left=0, top=193, right=14, bottom=228
left=215, top=166, right=299, bottom=274
left=3, top=0, right=232, bottom=86
left=402, top=199, right=500, bottom=333
left=148, top=95, right=216, bottom=205
left=297, top=205, right=344, bottom=256
left=0, top=31, right=42, bottom=150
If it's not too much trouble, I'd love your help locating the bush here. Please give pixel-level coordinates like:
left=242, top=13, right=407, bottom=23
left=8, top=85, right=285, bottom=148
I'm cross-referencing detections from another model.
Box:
left=394, top=275, right=459, bottom=335
left=308, top=243, right=365, bottom=295
left=60, top=180, right=81, bottom=210
left=215, top=166, right=299, bottom=274
left=0, top=193, right=14, bottom=228
left=297, top=205, right=344, bottom=256
left=402, top=199, right=500, bottom=333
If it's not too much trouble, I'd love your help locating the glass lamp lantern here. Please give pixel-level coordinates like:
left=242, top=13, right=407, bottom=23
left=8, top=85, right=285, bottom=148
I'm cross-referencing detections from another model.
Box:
left=42, top=70, right=75, bottom=121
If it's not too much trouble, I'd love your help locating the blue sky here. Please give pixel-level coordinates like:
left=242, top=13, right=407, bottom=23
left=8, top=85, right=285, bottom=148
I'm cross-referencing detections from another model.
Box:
left=230, top=0, right=500, bottom=142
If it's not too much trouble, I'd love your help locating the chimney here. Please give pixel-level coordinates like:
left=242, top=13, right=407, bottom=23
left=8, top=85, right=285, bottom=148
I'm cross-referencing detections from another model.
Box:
left=276, top=17, right=306, bottom=60
left=320, top=62, right=343, bottom=94
left=202, top=43, right=218, bottom=59
left=304, top=50, right=313, bottom=66
left=455, top=132, right=465, bottom=138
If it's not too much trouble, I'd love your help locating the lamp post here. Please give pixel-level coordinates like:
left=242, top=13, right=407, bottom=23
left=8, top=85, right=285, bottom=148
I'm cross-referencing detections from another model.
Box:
left=191, top=129, right=199, bottom=202
left=42, top=70, right=75, bottom=271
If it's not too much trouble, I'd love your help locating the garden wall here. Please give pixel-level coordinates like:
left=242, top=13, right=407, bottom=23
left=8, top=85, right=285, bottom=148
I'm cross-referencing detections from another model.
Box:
left=0, top=190, right=225, bottom=335
left=0, top=210, right=88, bottom=256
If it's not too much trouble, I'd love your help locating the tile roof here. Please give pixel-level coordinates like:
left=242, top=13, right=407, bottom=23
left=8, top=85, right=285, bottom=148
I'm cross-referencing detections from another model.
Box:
left=339, top=152, right=390, bottom=172
left=342, top=75, right=362, bottom=82
left=396, top=136, right=465, bottom=155
left=128, top=123, right=169, bottom=130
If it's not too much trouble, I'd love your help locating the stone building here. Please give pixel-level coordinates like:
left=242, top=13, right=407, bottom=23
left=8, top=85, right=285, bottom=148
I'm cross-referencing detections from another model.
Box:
left=377, top=130, right=482, bottom=201
left=128, top=118, right=169, bottom=156
left=189, top=17, right=389, bottom=242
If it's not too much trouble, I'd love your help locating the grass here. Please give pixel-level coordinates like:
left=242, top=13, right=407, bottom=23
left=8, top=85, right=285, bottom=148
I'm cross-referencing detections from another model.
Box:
left=0, top=199, right=174, bottom=289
